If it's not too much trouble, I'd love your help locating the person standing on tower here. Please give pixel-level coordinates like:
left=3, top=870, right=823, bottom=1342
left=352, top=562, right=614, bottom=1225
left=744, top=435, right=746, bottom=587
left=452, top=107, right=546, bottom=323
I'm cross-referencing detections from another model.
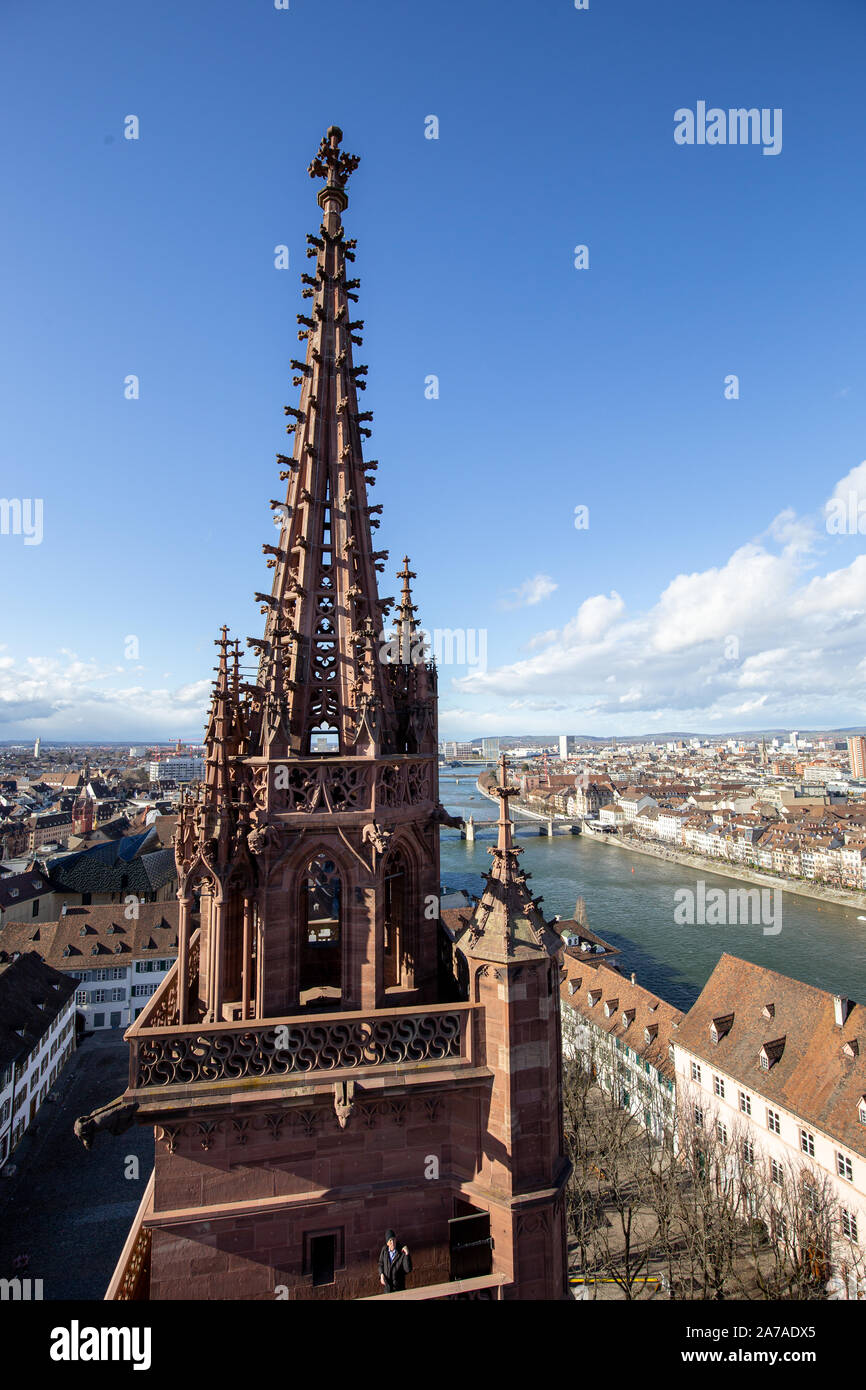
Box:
left=378, top=1230, right=412, bottom=1292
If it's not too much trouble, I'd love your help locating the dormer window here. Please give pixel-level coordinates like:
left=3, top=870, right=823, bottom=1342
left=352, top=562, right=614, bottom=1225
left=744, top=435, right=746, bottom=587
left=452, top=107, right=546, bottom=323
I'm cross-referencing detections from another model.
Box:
left=858, top=1098, right=866, bottom=1126
left=710, top=1013, right=734, bottom=1044
left=644, top=1024, right=658, bottom=1044
left=843, top=1040, right=859, bottom=1060
left=604, top=999, right=618, bottom=1019
left=760, top=1037, right=786, bottom=1070
left=79, top=927, right=87, bottom=937
left=621, top=1009, right=635, bottom=1029
left=587, top=990, right=601, bottom=1007
left=762, top=1003, right=775, bottom=1020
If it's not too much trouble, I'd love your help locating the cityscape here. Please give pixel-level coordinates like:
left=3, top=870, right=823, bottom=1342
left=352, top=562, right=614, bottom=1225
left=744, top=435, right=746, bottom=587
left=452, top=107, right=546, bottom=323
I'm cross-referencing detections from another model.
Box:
left=1, top=0, right=865, bottom=1364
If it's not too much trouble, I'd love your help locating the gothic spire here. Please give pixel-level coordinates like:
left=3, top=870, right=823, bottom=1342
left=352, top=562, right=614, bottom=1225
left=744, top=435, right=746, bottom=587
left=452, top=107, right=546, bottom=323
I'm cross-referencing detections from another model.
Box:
left=466, top=756, right=561, bottom=962
left=251, top=125, right=396, bottom=758
left=395, top=555, right=418, bottom=662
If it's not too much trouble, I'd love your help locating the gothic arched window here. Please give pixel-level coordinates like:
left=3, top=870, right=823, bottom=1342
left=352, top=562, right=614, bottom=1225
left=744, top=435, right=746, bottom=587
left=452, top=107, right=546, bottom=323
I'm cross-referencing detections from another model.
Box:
left=300, top=853, right=342, bottom=1001
left=383, top=846, right=415, bottom=990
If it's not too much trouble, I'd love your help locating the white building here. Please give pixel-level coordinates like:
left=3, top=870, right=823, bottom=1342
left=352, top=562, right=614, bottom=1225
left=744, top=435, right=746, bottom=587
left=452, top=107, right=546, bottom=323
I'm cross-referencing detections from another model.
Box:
left=148, top=756, right=205, bottom=784
left=0, top=951, right=77, bottom=1167
left=0, top=903, right=179, bottom=1031
left=673, top=953, right=866, bottom=1297
left=560, top=957, right=680, bottom=1141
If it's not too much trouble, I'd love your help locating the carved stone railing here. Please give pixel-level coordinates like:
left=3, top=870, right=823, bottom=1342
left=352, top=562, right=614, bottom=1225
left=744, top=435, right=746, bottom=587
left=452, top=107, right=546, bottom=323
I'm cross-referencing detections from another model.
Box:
left=105, top=1170, right=153, bottom=1300
left=127, top=1001, right=477, bottom=1091
left=131, top=929, right=200, bottom=1031
left=247, top=754, right=434, bottom=816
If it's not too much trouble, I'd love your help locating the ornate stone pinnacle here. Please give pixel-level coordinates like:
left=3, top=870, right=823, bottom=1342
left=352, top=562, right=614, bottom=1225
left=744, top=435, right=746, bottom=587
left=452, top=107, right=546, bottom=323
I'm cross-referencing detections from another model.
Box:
left=308, top=125, right=361, bottom=205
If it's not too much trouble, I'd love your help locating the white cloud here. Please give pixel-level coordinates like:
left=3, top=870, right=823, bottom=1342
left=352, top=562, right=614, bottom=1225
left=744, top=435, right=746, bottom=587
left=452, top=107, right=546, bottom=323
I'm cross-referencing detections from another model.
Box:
left=501, top=573, right=558, bottom=609
left=0, top=649, right=211, bottom=738
left=452, top=462, right=866, bottom=734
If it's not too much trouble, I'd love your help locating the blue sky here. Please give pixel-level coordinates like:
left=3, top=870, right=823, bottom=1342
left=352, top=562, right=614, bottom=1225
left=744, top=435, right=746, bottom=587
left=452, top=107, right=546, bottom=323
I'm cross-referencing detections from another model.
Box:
left=1, top=0, right=865, bottom=740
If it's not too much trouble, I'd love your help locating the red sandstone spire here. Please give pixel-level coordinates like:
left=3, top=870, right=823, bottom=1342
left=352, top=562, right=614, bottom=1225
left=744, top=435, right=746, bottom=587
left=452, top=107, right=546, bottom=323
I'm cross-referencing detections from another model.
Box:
left=467, top=755, right=560, bottom=961
left=395, top=555, right=418, bottom=663
left=251, top=125, right=395, bottom=758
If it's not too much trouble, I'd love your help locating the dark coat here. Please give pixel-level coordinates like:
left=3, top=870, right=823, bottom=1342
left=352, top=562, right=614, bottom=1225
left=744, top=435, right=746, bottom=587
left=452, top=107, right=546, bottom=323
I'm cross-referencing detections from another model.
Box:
left=378, top=1243, right=412, bottom=1292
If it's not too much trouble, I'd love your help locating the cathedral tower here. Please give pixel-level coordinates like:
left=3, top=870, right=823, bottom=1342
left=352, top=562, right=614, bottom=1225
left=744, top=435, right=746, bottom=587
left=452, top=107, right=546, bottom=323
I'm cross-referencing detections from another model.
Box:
left=84, top=131, right=569, bottom=1301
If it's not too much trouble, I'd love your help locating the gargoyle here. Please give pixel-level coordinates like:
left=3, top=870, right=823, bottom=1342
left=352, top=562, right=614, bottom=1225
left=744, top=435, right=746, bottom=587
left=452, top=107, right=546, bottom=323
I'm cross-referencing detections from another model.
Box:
left=247, top=824, right=280, bottom=856
left=432, top=803, right=464, bottom=830
left=362, top=821, right=392, bottom=857
left=74, top=1096, right=139, bottom=1151
left=334, top=1079, right=355, bottom=1130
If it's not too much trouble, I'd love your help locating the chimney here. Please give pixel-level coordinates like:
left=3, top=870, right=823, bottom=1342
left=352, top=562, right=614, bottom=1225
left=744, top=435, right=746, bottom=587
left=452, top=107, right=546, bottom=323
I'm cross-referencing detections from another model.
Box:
left=631, top=972, right=636, bottom=985
left=833, top=994, right=851, bottom=1027
left=61, top=902, right=68, bottom=916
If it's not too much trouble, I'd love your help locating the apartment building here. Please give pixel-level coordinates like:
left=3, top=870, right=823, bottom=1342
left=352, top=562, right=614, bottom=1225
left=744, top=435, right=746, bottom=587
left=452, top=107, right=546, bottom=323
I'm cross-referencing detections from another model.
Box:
left=673, top=954, right=866, bottom=1297
left=0, top=951, right=77, bottom=1167
left=561, top=958, right=681, bottom=1141
left=0, top=902, right=180, bottom=1030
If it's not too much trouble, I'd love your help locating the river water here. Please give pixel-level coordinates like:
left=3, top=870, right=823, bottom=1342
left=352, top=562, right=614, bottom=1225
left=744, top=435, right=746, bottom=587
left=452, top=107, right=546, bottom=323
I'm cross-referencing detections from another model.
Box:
left=438, top=770, right=866, bottom=1011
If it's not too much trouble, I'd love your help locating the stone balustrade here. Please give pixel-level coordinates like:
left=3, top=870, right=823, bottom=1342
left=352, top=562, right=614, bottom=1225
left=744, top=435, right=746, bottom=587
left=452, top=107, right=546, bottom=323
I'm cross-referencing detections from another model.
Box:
left=127, top=1000, right=477, bottom=1091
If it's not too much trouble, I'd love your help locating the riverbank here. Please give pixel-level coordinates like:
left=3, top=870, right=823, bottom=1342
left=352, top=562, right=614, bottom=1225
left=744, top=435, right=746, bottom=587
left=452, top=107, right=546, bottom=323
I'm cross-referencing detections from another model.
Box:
left=475, top=777, right=866, bottom=912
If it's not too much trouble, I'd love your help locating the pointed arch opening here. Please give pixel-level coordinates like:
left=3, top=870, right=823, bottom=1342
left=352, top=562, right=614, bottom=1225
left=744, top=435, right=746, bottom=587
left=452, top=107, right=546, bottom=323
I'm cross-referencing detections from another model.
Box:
left=383, top=844, right=417, bottom=992
left=300, top=852, right=342, bottom=1005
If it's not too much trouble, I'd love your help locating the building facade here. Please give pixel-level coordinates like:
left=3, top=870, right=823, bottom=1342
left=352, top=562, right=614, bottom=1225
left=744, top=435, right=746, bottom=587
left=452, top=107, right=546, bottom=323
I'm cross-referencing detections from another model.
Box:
left=673, top=954, right=866, bottom=1296
left=0, top=952, right=77, bottom=1167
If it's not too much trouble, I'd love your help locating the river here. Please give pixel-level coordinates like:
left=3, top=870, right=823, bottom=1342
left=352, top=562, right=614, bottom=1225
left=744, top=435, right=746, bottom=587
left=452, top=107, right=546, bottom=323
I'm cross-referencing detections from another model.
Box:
left=438, top=770, right=866, bottom=1010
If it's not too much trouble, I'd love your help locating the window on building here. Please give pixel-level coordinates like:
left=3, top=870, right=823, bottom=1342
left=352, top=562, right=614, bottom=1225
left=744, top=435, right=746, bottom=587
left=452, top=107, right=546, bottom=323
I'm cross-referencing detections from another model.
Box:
left=693, top=1104, right=704, bottom=1128
left=716, top=1121, right=728, bottom=1145
left=800, top=1130, right=815, bottom=1158
left=93, top=1012, right=105, bottom=1028
left=691, top=1061, right=701, bottom=1083
left=31, top=899, right=39, bottom=918
left=841, top=1209, right=859, bottom=1243
left=767, top=1108, right=781, bottom=1135
left=742, top=1138, right=754, bottom=1167
left=859, top=1102, right=866, bottom=1126
left=771, top=1158, right=785, bottom=1187
left=713, top=1074, right=725, bottom=1099
left=739, top=1090, right=751, bottom=1116
left=759, top=1052, right=769, bottom=1071
left=837, top=1152, right=854, bottom=1182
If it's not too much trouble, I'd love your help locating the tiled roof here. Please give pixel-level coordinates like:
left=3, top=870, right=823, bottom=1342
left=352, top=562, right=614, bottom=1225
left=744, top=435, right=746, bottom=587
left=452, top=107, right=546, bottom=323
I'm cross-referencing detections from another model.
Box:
left=675, top=953, right=866, bottom=1160
left=0, top=902, right=180, bottom=972
left=45, top=841, right=175, bottom=897
left=0, top=866, right=55, bottom=910
left=0, top=952, right=77, bottom=1069
left=561, top=959, right=682, bottom=1080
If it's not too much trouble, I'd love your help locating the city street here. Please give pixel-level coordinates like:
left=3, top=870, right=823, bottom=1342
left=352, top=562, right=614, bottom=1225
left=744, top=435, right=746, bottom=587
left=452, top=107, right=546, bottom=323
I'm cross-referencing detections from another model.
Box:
left=0, top=1029, right=153, bottom=1300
